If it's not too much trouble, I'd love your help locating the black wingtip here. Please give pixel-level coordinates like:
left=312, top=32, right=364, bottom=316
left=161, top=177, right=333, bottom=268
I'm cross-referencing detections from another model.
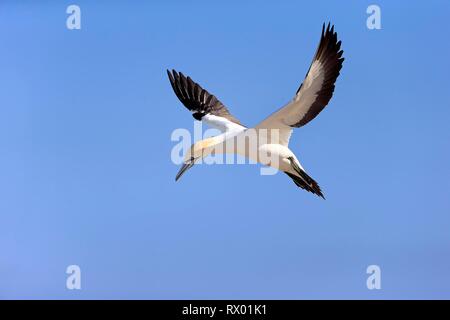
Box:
left=322, top=22, right=338, bottom=35
left=322, top=22, right=337, bottom=38
left=167, top=69, right=179, bottom=80
left=167, top=69, right=180, bottom=78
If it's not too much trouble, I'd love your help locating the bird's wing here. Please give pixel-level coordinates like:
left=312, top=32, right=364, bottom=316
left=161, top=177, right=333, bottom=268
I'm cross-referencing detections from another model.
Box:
left=255, top=23, right=344, bottom=146
left=167, top=69, right=245, bottom=132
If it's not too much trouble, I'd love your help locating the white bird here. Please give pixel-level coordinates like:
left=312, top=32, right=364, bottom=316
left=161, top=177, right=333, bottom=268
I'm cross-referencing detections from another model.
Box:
left=167, top=23, right=344, bottom=199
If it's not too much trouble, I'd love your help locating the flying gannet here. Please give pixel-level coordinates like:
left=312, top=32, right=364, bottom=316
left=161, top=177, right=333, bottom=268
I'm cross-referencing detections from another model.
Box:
left=167, top=23, right=344, bottom=198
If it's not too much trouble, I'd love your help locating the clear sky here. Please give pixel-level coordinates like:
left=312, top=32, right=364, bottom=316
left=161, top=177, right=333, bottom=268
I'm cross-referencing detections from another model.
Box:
left=1, top=0, right=450, bottom=299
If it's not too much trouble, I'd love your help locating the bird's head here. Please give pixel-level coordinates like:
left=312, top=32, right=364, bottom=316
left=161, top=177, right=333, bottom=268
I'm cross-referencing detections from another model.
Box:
left=175, top=137, right=217, bottom=181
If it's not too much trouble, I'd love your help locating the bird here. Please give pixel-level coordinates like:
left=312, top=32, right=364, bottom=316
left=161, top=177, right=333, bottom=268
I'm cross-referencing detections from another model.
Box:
left=167, top=23, right=344, bottom=199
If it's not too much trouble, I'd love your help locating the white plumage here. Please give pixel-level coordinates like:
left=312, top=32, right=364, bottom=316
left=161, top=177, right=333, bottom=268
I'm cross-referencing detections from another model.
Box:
left=167, top=23, right=344, bottom=198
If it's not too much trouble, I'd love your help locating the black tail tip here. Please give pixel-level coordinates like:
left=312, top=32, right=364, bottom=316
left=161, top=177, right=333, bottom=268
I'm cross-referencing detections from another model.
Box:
left=284, top=171, right=326, bottom=199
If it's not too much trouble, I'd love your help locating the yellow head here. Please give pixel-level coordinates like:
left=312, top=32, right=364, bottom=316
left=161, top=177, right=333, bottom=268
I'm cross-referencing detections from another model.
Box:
left=175, top=137, right=218, bottom=181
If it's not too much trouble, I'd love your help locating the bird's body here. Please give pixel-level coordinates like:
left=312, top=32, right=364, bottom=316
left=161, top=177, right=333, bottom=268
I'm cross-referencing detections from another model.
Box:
left=196, top=129, right=300, bottom=171
left=168, top=23, right=344, bottom=198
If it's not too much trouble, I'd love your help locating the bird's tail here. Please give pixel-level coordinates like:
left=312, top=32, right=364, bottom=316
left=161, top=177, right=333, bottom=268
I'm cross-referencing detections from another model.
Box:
left=285, top=157, right=325, bottom=199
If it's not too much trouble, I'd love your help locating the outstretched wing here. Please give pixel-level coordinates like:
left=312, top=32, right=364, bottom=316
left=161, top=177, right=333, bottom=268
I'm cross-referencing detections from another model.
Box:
left=167, top=69, right=245, bottom=132
left=256, top=23, right=344, bottom=146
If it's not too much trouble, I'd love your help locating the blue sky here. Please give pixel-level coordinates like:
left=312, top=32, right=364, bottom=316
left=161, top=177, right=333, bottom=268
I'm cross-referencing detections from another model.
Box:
left=1, top=0, right=450, bottom=299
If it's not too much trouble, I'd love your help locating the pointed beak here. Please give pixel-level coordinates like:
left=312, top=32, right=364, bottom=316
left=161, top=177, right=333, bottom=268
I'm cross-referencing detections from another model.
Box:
left=175, top=161, right=195, bottom=181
